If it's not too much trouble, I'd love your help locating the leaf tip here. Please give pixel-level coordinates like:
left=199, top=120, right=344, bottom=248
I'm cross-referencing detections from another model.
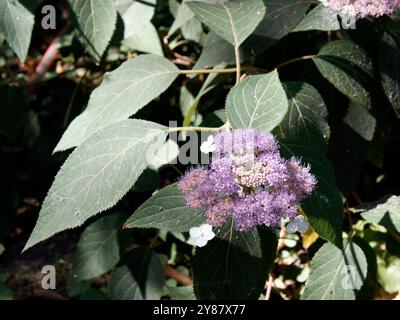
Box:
left=21, top=237, right=36, bottom=253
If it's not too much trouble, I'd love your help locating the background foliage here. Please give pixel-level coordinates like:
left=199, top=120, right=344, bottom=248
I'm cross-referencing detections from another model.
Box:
left=0, top=0, right=400, bottom=300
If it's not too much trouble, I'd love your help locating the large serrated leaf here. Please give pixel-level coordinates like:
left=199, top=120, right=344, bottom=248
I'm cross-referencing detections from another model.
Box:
left=255, top=0, right=310, bottom=37
left=125, top=183, right=206, bottom=232
left=193, top=32, right=237, bottom=70
left=302, top=238, right=368, bottom=300
left=69, top=0, right=117, bottom=60
left=167, top=286, right=196, bottom=300
left=379, top=32, right=400, bottom=118
left=0, top=0, right=35, bottom=62
left=227, top=70, right=288, bottom=131
left=72, top=213, right=129, bottom=281
left=186, top=0, right=266, bottom=46
left=168, top=0, right=200, bottom=40
left=108, top=247, right=165, bottom=300
left=118, top=0, right=163, bottom=55
left=358, top=195, right=400, bottom=233
left=246, top=0, right=310, bottom=53
left=280, top=140, right=343, bottom=247
left=24, top=119, right=167, bottom=251
left=294, top=3, right=340, bottom=32
left=274, top=82, right=330, bottom=152
left=168, top=0, right=203, bottom=42
left=193, top=220, right=277, bottom=299
left=313, top=40, right=374, bottom=108
left=55, top=55, right=179, bottom=152
left=180, top=15, right=203, bottom=42
left=342, top=102, right=376, bottom=141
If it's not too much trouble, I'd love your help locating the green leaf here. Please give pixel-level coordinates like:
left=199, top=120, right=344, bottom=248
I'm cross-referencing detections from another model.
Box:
left=69, top=0, right=117, bottom=60
left=180, top=85, right=201, bottom=125
left=169, top=0, right=194, bottom=36
left=358, top=195, right=400, bottom=233
left=214, top=109, right=228, bottom=123
left=302, top=238, right=368, bottom=300
left=294, top=3, right=340, bottom=32
left=167, top=286, right=196, bottom=300
left=0, top=85, right=26, bottom=142
left=379, top=32, right=400, bottom=118
left=193, top=220, right=277, bottom=299
left=125, top=183, right=206, bottom=232
left=255, top=0, right=310, bottom=37
left=227, top=70, right=288, bottom=131
left=274, top=82, right=330, bottom=152
left=131, top=169, right=160, bottom=193
left=148, top=139, right=180, bottom=170
left=55, top=55, right=179, bottom=152
left=117, top=0, right=163, bottom=55
left=200, top=109, right=226, bottom=128
left=187, top=0, right=266, bottom=46
left=108, top=247, right=165, bottom=300
left=181, top=16, right=203, bottom=42
left=313, top=40, right=373, bottom=107
left=67, top=276, right=91, bottom=297
left=24, top=119, right=167, bottom=251
left=193, top=32, right=237, bottom=70
left=80, top=287, right=106, bottom=300
left=0, top=0, right=35, bottom=62
left=168, top=0, right=203, bottom=42
left=182, top=66, right=224, bottom=126
left=169, top=0, right=180, bottom=16
left=280, top=140, right=343, bottom=246
left=0, top=281, right=12, bottom=300
left=377, top=254, right=400, bottom=294
left=72, top=213, right=129, bottom=281
left=246, top=0, right=310, bottom=53
left=342, top=102, right=376, bottom=141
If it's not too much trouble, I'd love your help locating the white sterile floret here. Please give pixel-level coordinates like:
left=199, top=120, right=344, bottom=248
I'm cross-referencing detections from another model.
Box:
left=188, top=223, right=216, bottom=247
left=286, top=216, right=310, bottom=234
left=200, top=135, right=217, bottom=154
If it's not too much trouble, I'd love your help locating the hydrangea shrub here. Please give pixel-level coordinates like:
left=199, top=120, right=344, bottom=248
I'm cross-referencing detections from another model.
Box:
left=3, top=0, right=399, bottom=300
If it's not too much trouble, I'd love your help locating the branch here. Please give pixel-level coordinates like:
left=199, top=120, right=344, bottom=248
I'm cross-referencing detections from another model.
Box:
left=178, top=68, right=238, bottom=75
left=276, top=55, right=317, bottom=70
left=164, top=265, right=193, bottom=286
left=234, top=45, right=241, bottom=84
left=168, top=123, right=229, bottom=133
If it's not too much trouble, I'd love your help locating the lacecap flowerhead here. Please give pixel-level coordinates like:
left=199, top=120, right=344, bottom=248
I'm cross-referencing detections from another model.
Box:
left=179, top=129, right=317, bottom=233
left=320, top=0, right=400, bottom=18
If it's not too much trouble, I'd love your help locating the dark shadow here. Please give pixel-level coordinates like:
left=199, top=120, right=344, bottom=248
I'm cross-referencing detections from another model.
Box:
left=343, top=238, right=365, bottom=298
left=117, top=246, right=161, bottom=299
left=193, top=221, right=277, bottom=300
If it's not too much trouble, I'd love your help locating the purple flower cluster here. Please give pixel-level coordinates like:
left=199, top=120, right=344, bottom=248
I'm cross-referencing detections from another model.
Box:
left=178, top=129, right=317, bottom=232
left=321, top=0, right=400, bottom=18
